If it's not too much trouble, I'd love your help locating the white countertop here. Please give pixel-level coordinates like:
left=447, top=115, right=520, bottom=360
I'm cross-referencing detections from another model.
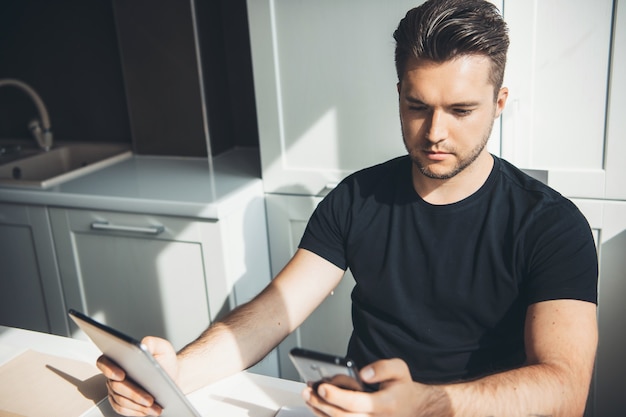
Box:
left=0, top=326, right=312, bottom=417
left=0, top=148, right=264, bottom=220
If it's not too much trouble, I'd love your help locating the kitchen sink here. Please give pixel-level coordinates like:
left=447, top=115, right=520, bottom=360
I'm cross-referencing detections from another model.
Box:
left=0, top=142, right=132, bottom=189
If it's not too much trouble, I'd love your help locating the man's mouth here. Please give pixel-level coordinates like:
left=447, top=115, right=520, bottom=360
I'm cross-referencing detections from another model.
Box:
left=423, top=149, right=452, bottom=160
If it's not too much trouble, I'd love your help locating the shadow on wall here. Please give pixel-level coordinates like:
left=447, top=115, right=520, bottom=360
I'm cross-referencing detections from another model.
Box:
left=594, top=229, right=626, bottom=415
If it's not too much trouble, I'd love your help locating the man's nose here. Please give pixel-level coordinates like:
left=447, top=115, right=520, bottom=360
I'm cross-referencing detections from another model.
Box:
left=426, top=109, right=448, bottom=142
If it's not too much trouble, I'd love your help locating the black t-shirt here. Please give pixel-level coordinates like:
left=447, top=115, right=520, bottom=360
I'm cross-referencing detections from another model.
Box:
left=299, top=155, right=598, bottom=383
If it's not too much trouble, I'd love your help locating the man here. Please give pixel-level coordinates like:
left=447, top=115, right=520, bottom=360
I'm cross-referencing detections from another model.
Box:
left=98, top=0, right=598, bottom=415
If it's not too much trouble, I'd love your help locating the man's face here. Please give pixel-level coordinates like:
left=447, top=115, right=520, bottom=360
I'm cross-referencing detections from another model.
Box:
left=398, top=55, right=507, bottom=180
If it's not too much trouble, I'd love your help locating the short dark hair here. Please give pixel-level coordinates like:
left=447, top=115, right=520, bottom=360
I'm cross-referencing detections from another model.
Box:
left=393, top=0, right=509, bottom=96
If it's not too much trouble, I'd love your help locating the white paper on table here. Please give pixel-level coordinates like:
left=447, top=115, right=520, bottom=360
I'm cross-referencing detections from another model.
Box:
left=274, top=405, right=316, bottom=416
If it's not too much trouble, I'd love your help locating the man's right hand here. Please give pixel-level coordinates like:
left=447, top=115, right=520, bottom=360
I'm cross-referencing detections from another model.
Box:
left=96, top=336, right=179, bottom=416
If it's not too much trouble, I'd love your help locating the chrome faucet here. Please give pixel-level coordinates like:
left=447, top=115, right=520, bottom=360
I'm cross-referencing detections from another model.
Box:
left=0, top=79, right=53, bottom=151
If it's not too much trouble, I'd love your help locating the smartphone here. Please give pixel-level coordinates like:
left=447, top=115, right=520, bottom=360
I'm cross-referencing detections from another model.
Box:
left=288, top=347, right=378, bottom=392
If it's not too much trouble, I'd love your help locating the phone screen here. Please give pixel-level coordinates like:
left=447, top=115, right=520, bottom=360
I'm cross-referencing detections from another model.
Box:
left=288, top=348, right=377, bottom=392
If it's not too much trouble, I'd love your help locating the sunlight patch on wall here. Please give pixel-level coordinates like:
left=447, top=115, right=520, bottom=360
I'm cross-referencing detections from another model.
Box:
left=282, top=107, right=339, bottom=172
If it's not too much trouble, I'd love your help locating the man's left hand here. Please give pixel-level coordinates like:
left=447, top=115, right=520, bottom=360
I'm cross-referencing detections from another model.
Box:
left=302, top=358, right=451, bottom=417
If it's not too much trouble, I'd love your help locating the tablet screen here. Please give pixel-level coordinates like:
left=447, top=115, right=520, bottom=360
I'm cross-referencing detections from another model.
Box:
left=68, top=309, right=200, bottom=417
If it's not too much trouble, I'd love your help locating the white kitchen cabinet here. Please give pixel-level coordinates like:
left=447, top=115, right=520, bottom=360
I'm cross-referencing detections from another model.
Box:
left=501, top=0, right=615, bottom=199
left=248, top=0, right=402, bottom=195
left=265, top=194, right=354, bottom=381
left=49, top=208, right=224, bottom=349
left=0, top=203, right=68, bottom=335
left=572, top=199, right=626, bottom=417
left=49, top=203, right=278, bottom=377
left=248, top=0, right=616, bottom=199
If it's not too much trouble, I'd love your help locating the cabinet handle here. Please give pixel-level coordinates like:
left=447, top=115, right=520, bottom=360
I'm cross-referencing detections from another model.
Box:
left=90, top=221, right=165, bottom=235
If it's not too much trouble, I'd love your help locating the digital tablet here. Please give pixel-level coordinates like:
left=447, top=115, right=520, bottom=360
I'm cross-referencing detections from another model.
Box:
left=68, top=309, right=201, bottom=417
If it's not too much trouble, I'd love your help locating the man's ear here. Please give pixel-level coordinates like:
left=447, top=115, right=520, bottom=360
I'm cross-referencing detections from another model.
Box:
left=397, top=82, right=401, bottom=95
left=495, top=87, right=509, bottom=118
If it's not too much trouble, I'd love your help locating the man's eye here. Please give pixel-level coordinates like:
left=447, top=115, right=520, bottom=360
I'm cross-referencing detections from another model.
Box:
left=408, top=106, right=427, bottom=112
left=454, top=109, right=473, bottom=116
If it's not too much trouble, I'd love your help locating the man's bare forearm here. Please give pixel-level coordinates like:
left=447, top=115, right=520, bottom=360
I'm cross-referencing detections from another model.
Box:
left=426, top=300, right=597, bottom=417
left=175, top=284, right=291, bottom=393
left=173, top=250, right=346, bottom=394
left=433, top=362, right=591, bottom=417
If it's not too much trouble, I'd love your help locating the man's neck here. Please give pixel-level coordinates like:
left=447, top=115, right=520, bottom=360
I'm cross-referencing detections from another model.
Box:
left=412, top=152, right=494, bottom=205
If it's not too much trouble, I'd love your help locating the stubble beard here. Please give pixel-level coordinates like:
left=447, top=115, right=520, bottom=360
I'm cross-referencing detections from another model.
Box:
left=404, top=123, right=494, bottom=180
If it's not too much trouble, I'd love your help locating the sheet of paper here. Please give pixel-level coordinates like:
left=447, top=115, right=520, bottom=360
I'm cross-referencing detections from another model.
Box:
left=274, top=405, right=316, bottom=416
left=0, top=349, right=107, bottom=417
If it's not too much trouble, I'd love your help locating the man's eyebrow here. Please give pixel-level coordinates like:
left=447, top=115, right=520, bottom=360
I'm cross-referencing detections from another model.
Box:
left=404, top=95, right=480, bottom=107
left=404, top=96, right=426, bottom=105
left=449, top=101, right=481, bottom=107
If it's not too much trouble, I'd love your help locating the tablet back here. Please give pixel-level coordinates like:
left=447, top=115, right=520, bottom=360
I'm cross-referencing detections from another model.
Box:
left=68, top=309, right=201, bottom=417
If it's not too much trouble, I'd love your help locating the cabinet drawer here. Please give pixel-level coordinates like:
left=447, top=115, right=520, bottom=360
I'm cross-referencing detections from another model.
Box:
left=49, top=207, right=230, bottom=350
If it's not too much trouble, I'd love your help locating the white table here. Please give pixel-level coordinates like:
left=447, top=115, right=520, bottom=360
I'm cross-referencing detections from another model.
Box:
left=0, top=326, right=311, bottom=416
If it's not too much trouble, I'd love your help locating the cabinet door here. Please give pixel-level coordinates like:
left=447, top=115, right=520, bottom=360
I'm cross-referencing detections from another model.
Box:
left=265, top=194, right=355, bottom=380
left=49, top=208, right=231, bottom=351
left=501, top=0, right=614, bottom=199
left=0, top=203, right=67, bottom=335
left=248, top=0, right=413, bottom=195
left=572, top=199, right=626, bottom=417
